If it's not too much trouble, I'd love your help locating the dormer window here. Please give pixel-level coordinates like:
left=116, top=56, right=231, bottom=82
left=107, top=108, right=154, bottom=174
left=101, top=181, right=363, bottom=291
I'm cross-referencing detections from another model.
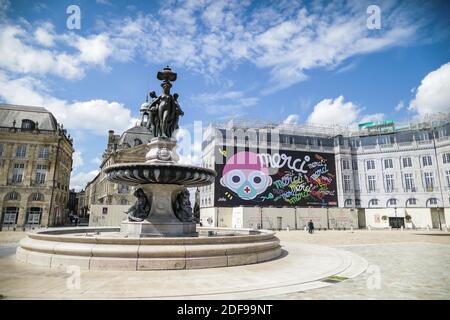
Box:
left=21, top=119, right=35, bottom=130
left=134, top=139, right=143, bottom=146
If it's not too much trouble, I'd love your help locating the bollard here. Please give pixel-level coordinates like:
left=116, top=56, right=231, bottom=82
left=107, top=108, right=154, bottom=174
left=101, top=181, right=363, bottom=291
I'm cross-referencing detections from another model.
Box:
left=368, top=226, right=371, bottom=231
left=304, top=226, right=307, bottom=232
left=350, top=226, right=353, bottom=232
left=401, top=226, right=404, bottom=231
left=287, top=226, right=290, bottom=232
left=426, top=226, right=430, bottom=232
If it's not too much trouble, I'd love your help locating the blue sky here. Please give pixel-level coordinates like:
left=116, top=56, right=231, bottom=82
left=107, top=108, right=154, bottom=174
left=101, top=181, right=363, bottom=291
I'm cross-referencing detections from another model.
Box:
left=0, top=0, right=449, bottom=190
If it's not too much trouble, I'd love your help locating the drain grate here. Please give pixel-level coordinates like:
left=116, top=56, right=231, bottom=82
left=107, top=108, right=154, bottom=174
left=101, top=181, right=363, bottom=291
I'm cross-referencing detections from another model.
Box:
left=322, top=275, right=349, bottom=283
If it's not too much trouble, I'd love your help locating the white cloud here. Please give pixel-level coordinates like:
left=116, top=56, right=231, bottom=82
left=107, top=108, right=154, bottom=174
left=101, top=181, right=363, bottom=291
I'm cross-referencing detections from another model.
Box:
left=0, top=71, right=137, bottom=135
left=70, top=170, right=99, bottom=191
left=72, top=151, right=84, bottom=168
left=307, top=96, right=361, bottom=126
left=34, top=22, right=55, bottom=47
left=306, top=96, right=385, bottom=129
left=395, top=100, right=404, bottom=112
left=0, top=1, right=428, bottom=90
left=91, top=157, right=102, bottom=165
left=409, top=62, right=450, bottom=116
left=0, top=25, right=83, bottom=79
left=194, top=90, right=258, bottom=115
left=283, top=114, right=299, bottom=125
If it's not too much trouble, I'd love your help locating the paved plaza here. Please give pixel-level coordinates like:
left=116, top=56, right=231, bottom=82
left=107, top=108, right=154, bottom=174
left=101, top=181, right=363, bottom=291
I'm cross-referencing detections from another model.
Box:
left=0, top=229, right=449, bottom=299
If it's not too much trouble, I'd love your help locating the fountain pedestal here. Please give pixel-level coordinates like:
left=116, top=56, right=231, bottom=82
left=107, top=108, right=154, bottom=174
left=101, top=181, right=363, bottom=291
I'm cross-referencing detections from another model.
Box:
left=120, top=184, right=197, bottom=237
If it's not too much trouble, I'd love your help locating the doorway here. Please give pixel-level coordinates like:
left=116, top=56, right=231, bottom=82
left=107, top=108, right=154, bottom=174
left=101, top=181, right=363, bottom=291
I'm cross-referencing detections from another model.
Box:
left=389, top=217, right=404, bottom=229
left=277, top=217, right=282, bottom=230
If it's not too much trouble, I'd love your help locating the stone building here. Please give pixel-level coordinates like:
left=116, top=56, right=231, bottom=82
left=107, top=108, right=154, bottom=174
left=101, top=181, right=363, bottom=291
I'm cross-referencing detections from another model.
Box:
left=0, top=104, right=74, bottom=230
left=199, top=114, right=450, bottom=230
left=85, top=101, right=153, bottom=225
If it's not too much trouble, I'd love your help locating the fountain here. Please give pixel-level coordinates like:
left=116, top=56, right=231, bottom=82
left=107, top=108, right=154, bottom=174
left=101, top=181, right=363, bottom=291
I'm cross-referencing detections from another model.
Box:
left=105, top=66, right=216, bottom=237
left=15, top=67, right=282, bottom=270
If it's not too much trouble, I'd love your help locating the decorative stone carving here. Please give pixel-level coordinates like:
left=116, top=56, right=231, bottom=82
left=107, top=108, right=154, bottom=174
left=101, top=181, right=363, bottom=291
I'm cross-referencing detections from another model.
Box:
left=173, top=188, right=193, bottom=222
left=125, top=188, right=151, bottom=222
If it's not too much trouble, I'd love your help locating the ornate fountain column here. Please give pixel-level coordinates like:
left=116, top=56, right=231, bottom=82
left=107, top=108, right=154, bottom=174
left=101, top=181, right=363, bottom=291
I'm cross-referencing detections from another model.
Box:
left=105, top=66, right=216, bottom=237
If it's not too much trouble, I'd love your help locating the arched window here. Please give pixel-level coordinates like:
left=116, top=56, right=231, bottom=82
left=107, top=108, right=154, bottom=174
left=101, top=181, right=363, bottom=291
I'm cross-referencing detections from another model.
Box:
left=134, top=138, right=143, bottom=146
left=30, top=193, right=44, bottom=202
left=368, top=199, right=379, bottom=208
left=387, top=198, right=397, bottom=207
left=427, top=198, right=438, bottom=207
left=5, top=191, right=20, bottom=201
left=21, top=119, right=35, bottom=130
left=406, top=198, right=417, bottom=207
left=355, top=199, right=361, bottom=207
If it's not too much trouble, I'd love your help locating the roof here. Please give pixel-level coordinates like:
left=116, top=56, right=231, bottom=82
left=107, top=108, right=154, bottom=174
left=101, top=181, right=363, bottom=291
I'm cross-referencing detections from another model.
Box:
left=0, top=103, right=58, bottom=131
left=118, top=125, right=153, bottom=147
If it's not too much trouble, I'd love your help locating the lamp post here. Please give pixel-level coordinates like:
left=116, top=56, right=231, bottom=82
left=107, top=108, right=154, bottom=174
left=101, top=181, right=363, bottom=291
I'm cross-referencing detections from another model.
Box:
left=437, top=208, right=442, bottom=231
left=326, top=205, right=330, bottom=230
left=394, top=206, right=397, bottom=229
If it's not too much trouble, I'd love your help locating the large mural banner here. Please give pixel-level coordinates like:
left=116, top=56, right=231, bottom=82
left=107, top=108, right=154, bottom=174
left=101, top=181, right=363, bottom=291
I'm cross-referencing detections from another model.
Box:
left=214, top=147, right=338, bottom=207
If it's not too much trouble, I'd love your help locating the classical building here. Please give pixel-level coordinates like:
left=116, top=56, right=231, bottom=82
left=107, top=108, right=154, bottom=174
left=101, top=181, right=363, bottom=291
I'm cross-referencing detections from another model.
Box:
left=85, top=101, right=153, bottom=225
left=199, top=114, right=450, bottom=230
left=0, top=104, right=74, bottom=230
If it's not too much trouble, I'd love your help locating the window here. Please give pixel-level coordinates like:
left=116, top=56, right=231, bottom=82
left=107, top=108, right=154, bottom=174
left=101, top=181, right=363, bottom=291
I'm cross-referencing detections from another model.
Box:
left=16, top=145, right=27, bottom=158
left=385, top=174, right=395, bottom=192
left=422, top=155, right=432, bottom=167
left=0, top=143, right=3, bottom=156
left=402, top=157, right=412, bottom=168
left=388, top=198, right=397, bottom=206
left=342, top=160, right=350, bottom=170
left=384, top=159, right=393, bottom=169
left=368, top=175, right=376, bottom=192
left=2, top=207, right=18, bottom=225
left=38, top=147, right=49, bottom=159
left=6, top=191, right=20, bottom=201
left=12, top=163, right=25, bottom=183
left=344, top=199, right=353, bottom=207
left=428, top=198, right=438, bottom=206
left=355, top=199, right=361, bottom=206
left=21, top=119, right=35, bottom=130
left=35, top=164, right=47, bottom=184
left=26, top=207, right=42, bottom=225
left=343, top=175, right=351, bottom=192
left=369, top=199, right=379, bottom=207
left=30, top=193, right=44, bottom=201
left=408, top=198, right=417, bottom=205
left=424, top=172, right=435, bottom=191
left=446, top=170, right=450, bottom=188
left=134, top=139, right=143, bottom=146
left=352, top=160, right=358, bottom=170
left=404, top=173, right=415, bottom=192
left=118, top=184, right=129, bottom=194
left=443, top=153, right=450, bottom=164
left=366, top=160, right=375, bottom=170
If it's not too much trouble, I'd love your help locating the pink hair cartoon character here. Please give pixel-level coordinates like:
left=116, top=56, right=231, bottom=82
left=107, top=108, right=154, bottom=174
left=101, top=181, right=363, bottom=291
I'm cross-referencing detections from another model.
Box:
left=220, top=151, right=272, bottom=200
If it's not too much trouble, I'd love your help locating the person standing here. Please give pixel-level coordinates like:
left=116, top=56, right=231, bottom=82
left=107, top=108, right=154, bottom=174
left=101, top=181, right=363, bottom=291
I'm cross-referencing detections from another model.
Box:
left=308, top=220, right=314, bottom=234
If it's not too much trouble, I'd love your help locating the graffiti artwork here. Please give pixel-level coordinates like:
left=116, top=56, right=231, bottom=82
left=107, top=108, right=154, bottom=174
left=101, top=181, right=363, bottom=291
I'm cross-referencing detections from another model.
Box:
left=214, top=147, right=338, bottom=207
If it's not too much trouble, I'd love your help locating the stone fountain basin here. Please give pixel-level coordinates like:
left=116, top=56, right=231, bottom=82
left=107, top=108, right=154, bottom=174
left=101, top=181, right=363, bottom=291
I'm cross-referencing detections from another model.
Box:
left=16, top=227, right=282, bottom=271
left=104, top=162, right=216, bottom=187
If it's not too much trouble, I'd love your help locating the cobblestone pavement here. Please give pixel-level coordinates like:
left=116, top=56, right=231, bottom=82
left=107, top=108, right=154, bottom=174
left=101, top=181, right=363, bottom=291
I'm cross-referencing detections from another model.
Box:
left=268, top=230, right=450, bottom=300
left=0, top=229, right=449, bottom=299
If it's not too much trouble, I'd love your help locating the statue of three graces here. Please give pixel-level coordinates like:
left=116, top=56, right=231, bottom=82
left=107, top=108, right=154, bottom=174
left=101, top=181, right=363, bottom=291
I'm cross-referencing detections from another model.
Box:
left=145, top=66, right=184, bottom=139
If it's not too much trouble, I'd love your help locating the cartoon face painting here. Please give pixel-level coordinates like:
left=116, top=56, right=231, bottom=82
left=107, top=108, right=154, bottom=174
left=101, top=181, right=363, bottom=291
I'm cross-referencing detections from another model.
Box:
left=220, top=151, right=272, bottom=200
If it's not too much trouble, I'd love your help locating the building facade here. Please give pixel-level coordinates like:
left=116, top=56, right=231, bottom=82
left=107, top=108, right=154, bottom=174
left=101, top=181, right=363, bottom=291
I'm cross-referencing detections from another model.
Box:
left=199, top=115, right=450, bottom=230
left=0, top=104, right=74, bottom=230
left=85, top=102, right=154, bottom=225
